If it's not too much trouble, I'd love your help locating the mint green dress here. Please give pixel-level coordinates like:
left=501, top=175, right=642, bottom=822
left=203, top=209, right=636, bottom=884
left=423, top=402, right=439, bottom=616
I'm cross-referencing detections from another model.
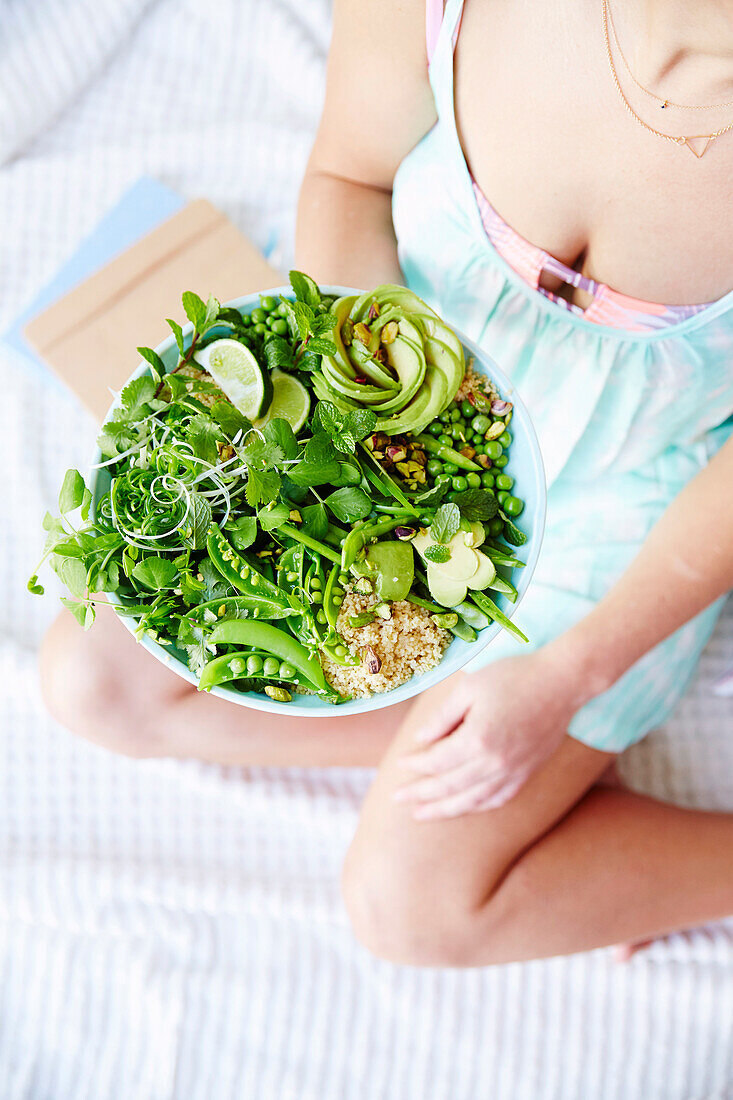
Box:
left=391, top=0, right=733, bottom=752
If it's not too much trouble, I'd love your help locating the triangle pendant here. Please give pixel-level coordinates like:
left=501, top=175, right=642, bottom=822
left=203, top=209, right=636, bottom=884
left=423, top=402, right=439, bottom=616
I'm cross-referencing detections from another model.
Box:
left=684, top=135, right=715, bottom=158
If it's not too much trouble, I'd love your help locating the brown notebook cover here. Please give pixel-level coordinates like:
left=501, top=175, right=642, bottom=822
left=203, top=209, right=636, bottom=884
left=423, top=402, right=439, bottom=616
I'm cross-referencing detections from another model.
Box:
left=24, top=199, right=281, bottom=420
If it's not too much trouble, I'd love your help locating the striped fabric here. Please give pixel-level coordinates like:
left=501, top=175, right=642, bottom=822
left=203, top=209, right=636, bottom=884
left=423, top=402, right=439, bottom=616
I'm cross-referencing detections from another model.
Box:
left=429, top=0, right=712, bottom=333
left=2, top=1, right=733, bottom=1097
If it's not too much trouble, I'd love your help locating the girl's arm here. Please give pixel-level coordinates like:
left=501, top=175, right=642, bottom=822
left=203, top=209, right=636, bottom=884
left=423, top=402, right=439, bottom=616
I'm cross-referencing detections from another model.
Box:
left=396, top=436, right=733, bottom=818
left=295, top=0, right=436, bottom=287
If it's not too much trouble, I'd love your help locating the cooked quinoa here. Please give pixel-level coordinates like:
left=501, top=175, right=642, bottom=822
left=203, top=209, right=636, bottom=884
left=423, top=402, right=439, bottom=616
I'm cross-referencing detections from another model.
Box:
left=321, top=590, right=451, bottom=699
left=454, top=361, right=498, bottom=405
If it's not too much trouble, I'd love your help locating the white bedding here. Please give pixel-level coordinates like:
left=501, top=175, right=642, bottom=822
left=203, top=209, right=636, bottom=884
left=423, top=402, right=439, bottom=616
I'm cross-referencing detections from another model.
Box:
left=2, top=1, right=733, bottom=1096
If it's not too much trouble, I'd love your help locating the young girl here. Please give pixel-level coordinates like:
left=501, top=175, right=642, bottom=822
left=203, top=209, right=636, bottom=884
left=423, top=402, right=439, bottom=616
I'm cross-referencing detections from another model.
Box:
left=42, top=0, right=733, bottom=966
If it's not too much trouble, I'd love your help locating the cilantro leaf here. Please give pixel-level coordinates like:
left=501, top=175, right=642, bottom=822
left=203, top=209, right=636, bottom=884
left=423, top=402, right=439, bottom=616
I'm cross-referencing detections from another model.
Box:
left=186, top=413, right=221, bottom=464
left=242, top=435, right=285, bottom=470
left=210, top=400, right=250, bottom=438
left=119, top=376, right=157, bottom=417
left=499, top=513, right=528, bottom=546
left=165, top=318, right=185, bottom=355
left=325, top=487, right=372, bottom=523
left=132, top=557, right=179, bottom=591
left=430, top=503, right=461, bottom=545
left=300, top=502, right=329, bottom=539
left=263, top=418, right=298, bottom=460
left=225, top=515, right=258, bottom=551
left=424, top=544, right=451, bottom=564
left=453, top=489, right=499, bottom=522
left=245, top=468, right=281, bottom=508
left=289, top=270, right=322, bottom=309
left=177, top=617, right=210, bottom=676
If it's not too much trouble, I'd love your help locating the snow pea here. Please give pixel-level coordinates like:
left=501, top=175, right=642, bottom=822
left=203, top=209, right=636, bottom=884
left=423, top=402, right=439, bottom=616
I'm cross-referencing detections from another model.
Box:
left=364, top=540, right=413, bottom=601
left=205, top=620, right=328, bottom=691
left=340, top=517, right=402, bottom=572
left=413, top=434, right=481, bottom=472
left=185, top=595, right=297, bottom=626
left=197, top=649, right=303, bottom=693
left=468, top=591, right=528, bottom=644
left=406, top=594, right=477, bottom=643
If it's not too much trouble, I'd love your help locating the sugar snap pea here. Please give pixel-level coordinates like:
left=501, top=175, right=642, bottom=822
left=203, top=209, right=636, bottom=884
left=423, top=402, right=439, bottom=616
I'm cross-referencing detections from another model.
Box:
left=413, top=434, right=481, bottom=471
left=205, top=620, right=328, bottom=691
left=207, top=525, right=299, bottom=611
left=340, top=517, right=402, bottom=572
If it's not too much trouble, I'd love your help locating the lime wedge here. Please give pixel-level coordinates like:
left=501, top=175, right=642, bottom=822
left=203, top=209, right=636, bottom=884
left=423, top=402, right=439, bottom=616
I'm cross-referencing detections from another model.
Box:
left=254, top=369, right=310, bottom=433
left=194, top=339, right=271, bottom=419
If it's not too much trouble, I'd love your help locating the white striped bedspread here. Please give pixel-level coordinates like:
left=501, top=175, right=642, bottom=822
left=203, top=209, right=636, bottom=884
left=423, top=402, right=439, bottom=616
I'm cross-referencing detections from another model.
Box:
left=1, top=1, right=733, bottom=1097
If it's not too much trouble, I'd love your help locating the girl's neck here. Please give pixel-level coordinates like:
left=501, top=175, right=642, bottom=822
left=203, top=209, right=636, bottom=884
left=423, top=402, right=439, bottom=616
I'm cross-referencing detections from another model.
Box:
left=616, top=0, right=733, bottom=101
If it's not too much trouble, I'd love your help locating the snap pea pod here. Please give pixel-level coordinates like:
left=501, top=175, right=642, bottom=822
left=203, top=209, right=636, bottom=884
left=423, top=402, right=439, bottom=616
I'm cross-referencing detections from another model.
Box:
left=487, top=575, right=519, bottom=603
left=323, top=564, right=346, bottom=630
left=204, top=620, right=328, bottom=691
left=278, top=524, right=342, bottom=564
left=196, top=650, right=303, bottom=693
left=340, top=517, right=402, bottom=572
left=483, top=545, right=526, bottom=570
left=468, top=590, right=528, bottom=644
left=185, top=595, right=297, bottom=626
left=412, top=434, right=481, bottom=472
left=207, top=525, right=299, bottom=610
left=406, top=594, right=477, bottom=643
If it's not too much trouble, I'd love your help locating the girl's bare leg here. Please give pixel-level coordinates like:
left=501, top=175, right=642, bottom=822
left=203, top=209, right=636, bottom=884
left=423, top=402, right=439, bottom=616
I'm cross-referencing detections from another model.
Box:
left=40, top=605, right=409, bottom=766
left=342, top=675, right=733, bottom=966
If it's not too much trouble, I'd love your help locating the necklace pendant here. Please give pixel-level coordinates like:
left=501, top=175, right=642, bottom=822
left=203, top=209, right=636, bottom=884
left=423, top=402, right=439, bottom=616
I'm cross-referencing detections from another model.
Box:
left=661, top=101, right=667, bottom=109
left=683, top=135, right=715, bottom=158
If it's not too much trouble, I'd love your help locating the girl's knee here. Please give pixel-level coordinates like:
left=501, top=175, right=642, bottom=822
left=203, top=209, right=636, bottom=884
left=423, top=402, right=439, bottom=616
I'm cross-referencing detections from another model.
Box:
left=39, top=611, right=159, bottom=757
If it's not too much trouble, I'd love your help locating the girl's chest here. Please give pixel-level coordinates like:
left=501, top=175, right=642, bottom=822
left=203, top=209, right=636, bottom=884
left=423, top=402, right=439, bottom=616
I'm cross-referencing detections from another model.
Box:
left=452, top=1, right=733, bottom=305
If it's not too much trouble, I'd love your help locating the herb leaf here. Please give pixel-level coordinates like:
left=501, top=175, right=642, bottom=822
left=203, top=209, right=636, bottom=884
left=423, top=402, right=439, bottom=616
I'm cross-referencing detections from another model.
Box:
left=132, top=557, right=179, bottom=591
left=245, top=468, right=281, bottom=508
left=499, top=513, right=528, bottom=546
left=166, top=318, right=185, bottom=355
left=183, top=494, right=212, bottom=550
left=58, top=469, right=87, bottom=514
left=453, top=488, right=499, bottom=522
left=182, top=290, right=207, bottom=331
left=289, top=270, right=322, bottom=309
left=226, top=515, right=258, bottom=551
left=210, top=400, right=250, bottom=438
left=430, top=503, right=461, bottom=545
left=424, top=544, right=451, bottom=564
left=300, top=502, right=329, bottom=539
left=325, top=487, right=372, bottom=523
left=60, top=596, right=95, bottom=630
left=137, top=346, right=165, bottom=380
left=263, top=418, right=298, bottom=460
left=263, top=335, right=295, bottom=374
left=313, top=402, right=376, bottom=454
left=258, top=501, right=290, bottom=531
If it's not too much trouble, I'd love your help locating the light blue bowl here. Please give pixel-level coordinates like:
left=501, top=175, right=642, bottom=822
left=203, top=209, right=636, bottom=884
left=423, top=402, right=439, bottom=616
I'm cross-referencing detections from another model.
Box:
left=91, top=287, right=546, bottom=716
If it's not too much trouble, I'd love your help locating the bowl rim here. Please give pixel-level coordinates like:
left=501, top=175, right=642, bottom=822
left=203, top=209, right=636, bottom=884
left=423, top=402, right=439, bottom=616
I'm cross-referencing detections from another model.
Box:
left=90, top=285, right=547, bottom=717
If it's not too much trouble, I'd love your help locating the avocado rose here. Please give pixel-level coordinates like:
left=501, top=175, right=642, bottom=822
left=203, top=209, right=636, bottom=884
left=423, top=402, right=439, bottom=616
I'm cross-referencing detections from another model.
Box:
left=311, top=284, right=465, bottom=435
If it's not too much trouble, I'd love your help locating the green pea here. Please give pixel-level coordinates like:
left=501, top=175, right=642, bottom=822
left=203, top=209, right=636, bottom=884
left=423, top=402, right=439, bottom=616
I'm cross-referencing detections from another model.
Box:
left=419, top=513, right=433, bottom=526
left=334, top=644, right=347, bottom=657
left=316, top=609, right=327, bottom=624
left=481, top=471, right=495, bottom=488
left=311, top=591, right=323, bottom=604
left=429, top=422, right=443, bottom=436
left=449, top=424, right=466, bottom=442
left=436, top=473, right=452, bottom=487
left=495, top=474, right=514, bottom=491
left=261, top=295, right=278, bottom=312
left=310, top=576, right=322, bottom=590
left=485, top=441, right=504, bottom=460
left=438, top=411, right=451, bottom=424
left=253, top=323, right=268, bottom=335
left=251, top=308, right=266, bottom=325
left=426, top=458, right=443, bottom=477
left=461, top=400, right=475, bottom=419
left=338, top=573, right=349, bottom=586
left=472, top=433, right=484, bottom=446
left=499, top=431, right=512, bottom=447
left=487, top=516, right=504, bottom=536
left=497, top=490, right=509, bottom=505
left=466, top=472, right=482, bottom=489
left=494, top=454, right=509, bottom=468
left=279, top=661, right=296, bottom=679
left=246, top=654, right=263, bottom=675
left=450, top=406, right=462, bottom=422
left=263, top=656, right=280, bottom=677
left=438, top=434, right=453, bottom=448
left=240, top=313, right=252, bottom=326
left=451, top=475, right=468, bottom=491
left=504, top=495, right=524, bottom=516
left=286, top=571, right=298, bottom=583
left=471, top=414, right=491, bottom=434
left=277, top=301, right=289, bottom=317
left=443, top=463, right=458, bottom=476
left=271, top=318, right=288, bottom=335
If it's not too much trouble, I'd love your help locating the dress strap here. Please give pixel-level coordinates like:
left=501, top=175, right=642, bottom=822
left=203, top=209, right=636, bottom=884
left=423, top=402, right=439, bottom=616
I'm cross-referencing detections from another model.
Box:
left=426, top=0, right=465, bottom=66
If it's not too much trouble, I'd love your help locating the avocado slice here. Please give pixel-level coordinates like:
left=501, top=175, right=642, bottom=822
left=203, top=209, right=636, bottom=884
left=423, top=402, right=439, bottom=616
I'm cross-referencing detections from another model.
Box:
left=467, top=550, right=496, bottom=590
left=347, top=338, right=400, bottom=389
left=326, top=295, right=359, bottom=380
left=369, top=333, right=426, bottom=414
left=425, top=567, right=469, bottom=608
left=377, top=364, right=448, bottom=435
left=321, top=357, right=399, bottom=405
left=369, top=285, right=466, bottom=380
left=424, top=335, right=463, bottom=403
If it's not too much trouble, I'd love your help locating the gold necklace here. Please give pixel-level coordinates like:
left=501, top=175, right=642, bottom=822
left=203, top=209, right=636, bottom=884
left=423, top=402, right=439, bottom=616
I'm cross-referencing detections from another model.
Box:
left=607, top=1, right=733, bottom=111
left=602, top=0, right=733, bottom=157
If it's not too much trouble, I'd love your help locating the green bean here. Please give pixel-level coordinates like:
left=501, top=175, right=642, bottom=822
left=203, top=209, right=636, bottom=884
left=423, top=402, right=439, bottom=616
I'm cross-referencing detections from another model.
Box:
left=413, top=434, right=481, bottom=472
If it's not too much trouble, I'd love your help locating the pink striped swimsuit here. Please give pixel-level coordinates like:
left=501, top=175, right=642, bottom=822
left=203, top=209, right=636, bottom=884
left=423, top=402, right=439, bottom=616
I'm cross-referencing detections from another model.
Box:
left=425, top=0, right=711, bottom=333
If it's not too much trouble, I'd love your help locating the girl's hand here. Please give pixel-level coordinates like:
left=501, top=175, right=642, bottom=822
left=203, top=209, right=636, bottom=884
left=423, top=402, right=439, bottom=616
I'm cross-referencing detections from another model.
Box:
left=393, top=648, right=589, bottom=820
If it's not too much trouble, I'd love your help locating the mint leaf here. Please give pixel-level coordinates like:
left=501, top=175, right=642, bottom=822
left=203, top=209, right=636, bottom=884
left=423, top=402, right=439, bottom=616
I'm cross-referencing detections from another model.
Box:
left=453, top=489, right=498, bottom=522
left=58, top=469, right=86, bottom=514
left=217, top=306, right=245, bottom=328
left=313, top=403, right=375, bottom=453
left=263, top=418, right=298, bottom=460
left=202, top=295, right=221, bottom=332
left=137, top=346, right=165, bottom=380
left=225, top=515, right=257, bottom=551
left=166, top=318, right=185, bottom=355
left=132, top=557, right=178, bottom=591
left=430, top=503, right=461, bottom=545
left=499, top=513, right=528, bottom=546
left=263, top=335, right=295, bottom=374
left=278, top=299, right=300, bottom=342
left=306, top=336, right=337, bottom=357
left=210, top=400, right=250, bottom=438
left=289, top=270, right=321, bottom=309
left=343, top=408, right=376, bottom=444
left=424, top=544, right=451, bottom=564
left=182, top=290, right=207, bottom=331
left=311, top=312, right=336, bottom=336
left=183, top=493, right=212, bottom=550
left=245, top=468, right=281, bottom=508
left=413, top=482, right=449, bottom=508
left=325, top=487, right=372, bottom=523
left=300, top=502, right=329, bottom=539
left=292, top=300, right=314, bottom=341
left=259, top=501, right=290, bottom=531
left=313, top=402, right=342, bottom=437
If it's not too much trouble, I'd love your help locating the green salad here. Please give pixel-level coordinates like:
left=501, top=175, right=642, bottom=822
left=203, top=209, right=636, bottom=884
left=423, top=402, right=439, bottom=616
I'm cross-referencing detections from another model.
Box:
left=30, top=273, right=529, bottom=704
